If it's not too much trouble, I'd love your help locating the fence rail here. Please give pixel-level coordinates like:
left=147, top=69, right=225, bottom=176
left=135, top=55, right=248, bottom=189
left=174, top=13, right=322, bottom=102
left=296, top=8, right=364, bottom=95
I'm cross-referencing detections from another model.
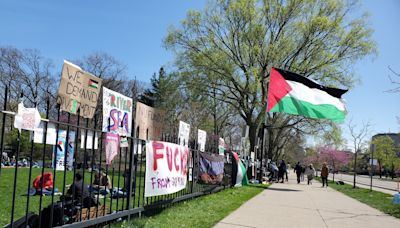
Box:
left=0, top=86, right=233, bottom=228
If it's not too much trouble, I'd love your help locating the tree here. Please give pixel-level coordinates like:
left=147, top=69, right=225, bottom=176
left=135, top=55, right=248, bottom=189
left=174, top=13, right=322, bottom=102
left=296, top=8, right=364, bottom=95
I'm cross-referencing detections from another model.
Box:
left=371, top=135, right=400, bottom=179
left=318, top=146, right=351, bottom=181
left=348, top=120, right=371, bottom=188
left=165, top=0, right=376, bottom=156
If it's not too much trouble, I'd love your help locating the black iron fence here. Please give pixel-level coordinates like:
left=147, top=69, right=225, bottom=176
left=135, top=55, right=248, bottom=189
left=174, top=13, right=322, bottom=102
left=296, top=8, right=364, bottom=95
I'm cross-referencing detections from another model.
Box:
left=0, top=86, right=234, bottom=228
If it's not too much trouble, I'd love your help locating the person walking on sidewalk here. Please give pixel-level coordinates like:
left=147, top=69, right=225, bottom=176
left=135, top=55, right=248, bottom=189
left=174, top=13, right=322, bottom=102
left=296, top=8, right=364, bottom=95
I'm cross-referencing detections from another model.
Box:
left=294, top=162, right=303, bottom=184
left=321, top=162, right=329, bottom=187
left=305, top=164, right=315, bottom=185
left=278, top=160, right=287, bottom=183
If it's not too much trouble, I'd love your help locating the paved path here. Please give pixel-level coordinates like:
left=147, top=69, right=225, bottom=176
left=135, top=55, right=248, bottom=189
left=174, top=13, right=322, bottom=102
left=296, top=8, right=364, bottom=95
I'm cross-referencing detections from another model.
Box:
left=335, top=173, right=400, bottom=195
left=214, top=174, right=400, bottom=228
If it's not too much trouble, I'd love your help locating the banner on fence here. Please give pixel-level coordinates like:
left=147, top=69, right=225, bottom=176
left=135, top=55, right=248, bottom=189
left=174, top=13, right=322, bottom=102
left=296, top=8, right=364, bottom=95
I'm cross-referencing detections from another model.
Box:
left=218, top=138, right=225, bottom=155
left=105, top=132, right=119, bottom=165
left=32, top=122, right=57, bottom=145
left=178, top=121, right=190, bottom=146
left=145, top=141, right=189, bottom=197
left=135, top=102, right=165, bottom=140
left=53, top=130, right=75, bottom=170
left=102, top=87, right=133, bottom=136
left=14, top=102, right=41, bottom=132
left=197, top=129, right=206, bottom=152
left=198, top=152, right=224, bottom=185
left=57, top=60, right=103, bottom=119
left=80, top=130, right=99, bottom=149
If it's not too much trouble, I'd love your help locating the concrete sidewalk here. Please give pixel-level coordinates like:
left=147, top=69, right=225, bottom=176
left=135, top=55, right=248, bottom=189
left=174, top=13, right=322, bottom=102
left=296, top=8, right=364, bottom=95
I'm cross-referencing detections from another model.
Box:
left=214, top=174, right=400, bottom=228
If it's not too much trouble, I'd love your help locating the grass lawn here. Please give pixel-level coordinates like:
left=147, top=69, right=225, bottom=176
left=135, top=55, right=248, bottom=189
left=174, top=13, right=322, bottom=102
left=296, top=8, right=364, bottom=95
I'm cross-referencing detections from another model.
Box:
left=316, top=177, right=400, bottom=219
left=114, top=184, right=269, bottom=228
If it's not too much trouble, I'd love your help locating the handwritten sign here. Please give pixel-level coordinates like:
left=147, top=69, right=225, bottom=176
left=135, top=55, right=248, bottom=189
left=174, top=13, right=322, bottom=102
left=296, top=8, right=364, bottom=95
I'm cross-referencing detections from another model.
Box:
left=105, top=132, right=119, bottom=165
left=178, top=121, right=190, bottom=146
left=80, top=130, right=99, bottom=149
left=134, top=102, right=165, bottom=140
left=57, top=60, right=102, bottom=119
left=102, top=87, right=132, bottom=136
left=33, top=122, right=57, bottom=145
left=145, top=141, right=188, bottom=197
left=14, top=102, right=41, bottom=132
left=197, top=129, right=207, bottom=152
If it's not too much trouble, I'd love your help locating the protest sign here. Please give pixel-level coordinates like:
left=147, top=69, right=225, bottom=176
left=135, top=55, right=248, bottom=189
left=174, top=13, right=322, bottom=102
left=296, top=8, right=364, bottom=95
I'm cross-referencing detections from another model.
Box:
left=53, top=130, right=75, bottom=170
left=145, top=141, right=189, bottom=197
left=218, top=138, right=225, bottom=155
left=105, top=132, right=119, bottom=165
left=80, top=130, right=99, bottom=149
left=135, top=102, right=165, bottom=140
left=33, top=122, right=57, bottom=145
left=102, top=87, right=133, bottom=135
left=178, top=121, right=190, bottom=146
left=57, top=60, right=102, bottom=119
left=197, top=129, right=206, bottom=152
left=14, top=102, right=41, bottom=132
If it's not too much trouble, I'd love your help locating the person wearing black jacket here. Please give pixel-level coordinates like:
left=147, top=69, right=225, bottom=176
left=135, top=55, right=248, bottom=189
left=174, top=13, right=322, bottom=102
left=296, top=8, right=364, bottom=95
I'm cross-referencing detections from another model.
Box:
left=294, top=162, right=303, bottom=184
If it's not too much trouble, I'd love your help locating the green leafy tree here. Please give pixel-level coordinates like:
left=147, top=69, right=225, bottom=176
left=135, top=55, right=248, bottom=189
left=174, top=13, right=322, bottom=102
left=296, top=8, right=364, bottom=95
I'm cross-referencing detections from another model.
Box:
left=372, top=135, right=400, bottom=179
left=165, top=0, right=376, bottom=153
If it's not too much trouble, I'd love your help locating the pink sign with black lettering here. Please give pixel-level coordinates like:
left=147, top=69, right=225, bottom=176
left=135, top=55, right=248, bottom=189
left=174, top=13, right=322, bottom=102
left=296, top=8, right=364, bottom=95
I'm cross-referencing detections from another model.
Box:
left=145, top=141, right=189, bottom=197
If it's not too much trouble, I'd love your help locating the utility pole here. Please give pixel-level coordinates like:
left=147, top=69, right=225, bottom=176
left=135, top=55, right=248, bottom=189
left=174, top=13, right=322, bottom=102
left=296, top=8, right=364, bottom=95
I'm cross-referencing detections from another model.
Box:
left=353, top=149, right=360, bottom=188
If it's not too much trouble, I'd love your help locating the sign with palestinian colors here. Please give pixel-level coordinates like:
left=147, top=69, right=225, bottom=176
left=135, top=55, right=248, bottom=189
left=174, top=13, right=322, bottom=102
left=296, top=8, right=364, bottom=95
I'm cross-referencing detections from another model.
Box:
left=197, top=129, right=206, bottom=152
left=178, top=121, right=190, bottom=146
left=53, top=130, right=75, bottom=170
left=135, top=102, right=165, bottom=140
left=267, top=68, right=348, bottom=122
left=145, top=141, right=189, bottom=197
left=57, top=60, right=103, bottom=119
left=14, top=102, right=41, bottom=132
left=231, top=152, right=248, bottom=187
left=102, top=87, right=133, bottom=136
left=105, top=132, right=119, bottom=165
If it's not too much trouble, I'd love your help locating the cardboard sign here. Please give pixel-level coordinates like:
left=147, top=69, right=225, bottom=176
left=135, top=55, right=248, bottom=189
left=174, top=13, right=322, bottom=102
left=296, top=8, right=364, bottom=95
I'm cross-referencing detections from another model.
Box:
left=178, top=121, right=190, bottom=146
left=80, top=130, right=99, bottom=149
left=145, top=141, right=189, bottom=197
left=14, top=102, right=41, bottom=132
left=197, top=129, right=207, bottom=152
left=57, top=60, right=103, bottom=119
left=105, top=132, right=119, bottom=165
left=102, top=87, right=133, bottom=135
left=33, top=122, right=57, bottom=145
left=134, top=102, right=165, bottom=140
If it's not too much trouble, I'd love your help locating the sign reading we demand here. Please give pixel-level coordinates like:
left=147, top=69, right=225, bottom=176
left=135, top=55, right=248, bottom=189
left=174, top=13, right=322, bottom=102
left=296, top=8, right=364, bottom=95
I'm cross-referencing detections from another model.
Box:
left=145, top=141, right=189, bottom=197
left=57, top=60, right=103, bottom=119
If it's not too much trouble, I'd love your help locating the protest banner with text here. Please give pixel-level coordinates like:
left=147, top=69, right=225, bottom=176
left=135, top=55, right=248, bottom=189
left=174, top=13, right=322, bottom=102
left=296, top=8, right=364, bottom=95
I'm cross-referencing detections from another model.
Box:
left=102, top=87, right=133, bottom=136
left=145, top=141, right=189, bottom=197
left=135, top=102, right=165, bottom=140
left=57, top=60, right=102, bottom=119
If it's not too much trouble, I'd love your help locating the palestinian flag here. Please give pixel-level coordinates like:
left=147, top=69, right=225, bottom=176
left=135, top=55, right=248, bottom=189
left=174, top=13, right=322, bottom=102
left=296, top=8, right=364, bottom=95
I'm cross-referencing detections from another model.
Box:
left=267, top=68, right=347, bottom=122
left=88, top=79, right=99, bottom=89
left=232, top=152, right=248, bottom=187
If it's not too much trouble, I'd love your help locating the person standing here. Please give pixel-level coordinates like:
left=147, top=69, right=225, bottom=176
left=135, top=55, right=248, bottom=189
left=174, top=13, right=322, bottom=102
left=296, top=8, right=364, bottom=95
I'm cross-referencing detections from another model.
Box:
left=278, top=160, right=287, bottom=183
left=321, top=162, right=329, bottom=187
left=305, top=164, right=315, bottom=185
left=294, top=162, right=302, bottom=184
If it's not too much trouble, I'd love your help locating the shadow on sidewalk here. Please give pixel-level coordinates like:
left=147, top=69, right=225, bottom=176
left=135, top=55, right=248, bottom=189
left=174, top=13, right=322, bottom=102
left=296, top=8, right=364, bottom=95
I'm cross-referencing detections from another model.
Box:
left=266, top=187, right=302, bottom=192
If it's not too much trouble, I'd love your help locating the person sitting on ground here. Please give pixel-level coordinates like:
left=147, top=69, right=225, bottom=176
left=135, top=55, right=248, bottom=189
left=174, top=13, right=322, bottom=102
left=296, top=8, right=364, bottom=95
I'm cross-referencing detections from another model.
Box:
left=67, top=172, right=97, bottom=208
left=305, top=164, right=315, bottom=185
left=321, top=162, right=329, bottom=187
left=90, top=169, right=111, bottom=195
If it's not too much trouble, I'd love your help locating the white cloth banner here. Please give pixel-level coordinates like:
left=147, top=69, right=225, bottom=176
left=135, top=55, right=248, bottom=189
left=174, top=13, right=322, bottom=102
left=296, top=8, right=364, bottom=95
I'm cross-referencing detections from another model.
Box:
left=102, top=87, right=133, bottom=135
left=33, top=122, right=57, bottom=145
left=178, top=121, right=190, bottom=146
left=145, top=141, right=189, bottom=197
left=80, top=130, right=99, bottom=149
left=197, top=129, right=206, bottom=152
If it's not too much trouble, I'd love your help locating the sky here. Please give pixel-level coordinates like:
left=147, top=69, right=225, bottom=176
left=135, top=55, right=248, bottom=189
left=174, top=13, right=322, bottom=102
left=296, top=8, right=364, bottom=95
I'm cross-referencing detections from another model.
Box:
left=0, top=0, right=399, bottom=149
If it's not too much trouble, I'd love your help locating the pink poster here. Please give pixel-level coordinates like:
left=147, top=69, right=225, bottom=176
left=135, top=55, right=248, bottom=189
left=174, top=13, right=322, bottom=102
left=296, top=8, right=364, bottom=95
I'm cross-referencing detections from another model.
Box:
left=105, top=132, right=119, bottom=165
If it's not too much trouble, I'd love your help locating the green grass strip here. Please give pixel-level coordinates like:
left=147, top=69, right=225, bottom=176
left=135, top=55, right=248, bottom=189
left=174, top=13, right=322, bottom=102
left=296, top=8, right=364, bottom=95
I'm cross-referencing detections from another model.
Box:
left=116, top=184, right=269, bottom=228
left=316, top=177, right=400, bottom=219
